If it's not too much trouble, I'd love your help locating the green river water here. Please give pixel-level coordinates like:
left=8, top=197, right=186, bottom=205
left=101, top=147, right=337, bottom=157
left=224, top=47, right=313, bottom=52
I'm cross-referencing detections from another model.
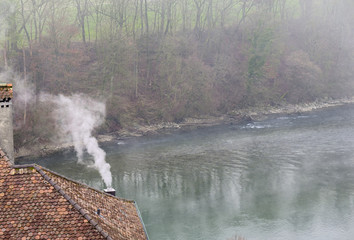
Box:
left=18, top=104, right=354, bottom=240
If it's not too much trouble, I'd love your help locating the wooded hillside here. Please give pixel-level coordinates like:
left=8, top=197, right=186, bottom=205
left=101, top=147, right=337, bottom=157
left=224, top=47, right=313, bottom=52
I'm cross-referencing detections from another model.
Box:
left=0, top=0, right=353, bottom=149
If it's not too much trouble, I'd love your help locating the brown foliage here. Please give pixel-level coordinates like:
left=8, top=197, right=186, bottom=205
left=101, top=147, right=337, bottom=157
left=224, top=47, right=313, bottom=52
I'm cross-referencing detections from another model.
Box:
left=280, top=50, right=323, bottom=103
left=5, top=0, right=354, bottom=149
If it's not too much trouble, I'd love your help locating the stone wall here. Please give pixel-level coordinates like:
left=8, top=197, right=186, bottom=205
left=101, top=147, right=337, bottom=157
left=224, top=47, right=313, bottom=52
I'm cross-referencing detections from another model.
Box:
left=0, top=101, right=14, bottom=164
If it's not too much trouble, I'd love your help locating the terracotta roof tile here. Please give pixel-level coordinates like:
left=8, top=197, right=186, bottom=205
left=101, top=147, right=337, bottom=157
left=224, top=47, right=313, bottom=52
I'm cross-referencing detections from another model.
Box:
left=43, top=169, right=148, bottom=240
left=0, top=149, right=148, bottom=240
left=0, top=84, right=12, bottom=102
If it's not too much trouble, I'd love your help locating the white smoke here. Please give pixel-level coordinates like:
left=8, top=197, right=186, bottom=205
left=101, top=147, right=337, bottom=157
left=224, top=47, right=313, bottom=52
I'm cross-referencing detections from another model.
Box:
left=0, top=69, right=35, bottom=104
left=12, top=75, right=35, bottom=106
left=0, top=68, right=112, bottom=187
left=40, top=93, right=112, bottom=188
left=0, top=69, right=35, bottom=128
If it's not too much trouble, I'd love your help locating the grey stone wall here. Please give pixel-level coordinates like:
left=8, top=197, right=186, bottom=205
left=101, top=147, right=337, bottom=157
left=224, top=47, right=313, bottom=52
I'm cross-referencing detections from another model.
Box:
left=0, top=102, right=14, bottom=164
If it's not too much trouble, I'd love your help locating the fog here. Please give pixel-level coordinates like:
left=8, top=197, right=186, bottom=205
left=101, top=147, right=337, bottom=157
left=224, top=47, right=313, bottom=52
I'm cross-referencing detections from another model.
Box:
left=1, top=0, right=354, bottom=239
left=19, top=104, right=354, bottom=240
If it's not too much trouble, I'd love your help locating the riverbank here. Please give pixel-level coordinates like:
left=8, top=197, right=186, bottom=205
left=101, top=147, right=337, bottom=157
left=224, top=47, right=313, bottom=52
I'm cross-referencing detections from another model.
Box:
left=115, top=96, right=354, bottom=137
left=15, top=96, right=354, bottom=159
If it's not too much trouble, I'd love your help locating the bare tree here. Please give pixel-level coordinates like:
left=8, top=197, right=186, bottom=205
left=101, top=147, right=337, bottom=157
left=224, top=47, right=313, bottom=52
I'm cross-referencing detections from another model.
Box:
left=22, top=47, right=27, bottom=125
left=74, top=0, right=89, bottom=44
left=299, top=0, right=313, bottom=19
left=217, top=0, right=236, bottom=28
left=132, top=0, right=139, bottom=39
left=144, top=0, right=149, bottom=34
left=19, top=0, right=32, bottom=51
left=193, top=0, right=207, bottom=33
left=30, top=0, right=49, bottom=43
left=237, top=0, right=256, bottom=28
left=181, top=0, right=192, bottom=31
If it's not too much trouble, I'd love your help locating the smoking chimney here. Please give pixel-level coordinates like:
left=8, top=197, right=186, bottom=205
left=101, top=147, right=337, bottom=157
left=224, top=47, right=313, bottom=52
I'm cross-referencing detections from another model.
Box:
left=104, top=187, right=116, bottom=196
left=0, top=83, right=14, bottom=164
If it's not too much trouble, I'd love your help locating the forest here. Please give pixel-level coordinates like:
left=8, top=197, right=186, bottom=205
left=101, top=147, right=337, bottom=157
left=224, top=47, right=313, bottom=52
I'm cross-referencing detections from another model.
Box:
left=0, top=0, right=353, bottom=150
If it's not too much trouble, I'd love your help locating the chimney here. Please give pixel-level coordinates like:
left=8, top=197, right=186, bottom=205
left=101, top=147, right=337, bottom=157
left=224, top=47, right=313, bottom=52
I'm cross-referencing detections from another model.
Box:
left=0, top=83, right=14, bottom=164
left=104, top=187, right=116, bottom=196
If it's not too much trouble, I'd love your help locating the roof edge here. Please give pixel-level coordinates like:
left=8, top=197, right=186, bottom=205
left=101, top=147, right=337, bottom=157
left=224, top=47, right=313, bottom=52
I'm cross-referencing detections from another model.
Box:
left=12, top=161, right=134, bottom=202
left=9, top=161, right=148, bottom=239
left=134, top=201, right=150, bottom=240
left=11, top=163, right=36, bottom=169
left=32, top=165, right=113, bottom=240
left=0, top=149, right=12, bottom=165
left=40, top=165, right=136, bottom=202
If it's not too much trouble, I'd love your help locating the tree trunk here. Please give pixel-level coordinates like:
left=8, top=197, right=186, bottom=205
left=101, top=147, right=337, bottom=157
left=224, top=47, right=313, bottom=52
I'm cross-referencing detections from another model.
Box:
left=3, top=41, right=8, bottom=69
left=132, top=0, right=139, bottom=39
left=140, top=0, right=144, bottom=36
left=32, top=0, right=38, bottom=42
left=160, top=1, right=166, bottom=34
left=81, top=15, right=86, bottom=43
left=87, top=14, right=91, bottom=42
left=144, top=0, right=149, bottom=34
left=22, top=48, right=27, bottom=126
left=135, top=60, right=139, bottom=98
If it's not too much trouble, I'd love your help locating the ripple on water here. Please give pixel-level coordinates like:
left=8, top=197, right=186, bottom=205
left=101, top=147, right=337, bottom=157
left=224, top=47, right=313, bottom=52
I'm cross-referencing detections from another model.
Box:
left=23, top=104, right=354, bottom=240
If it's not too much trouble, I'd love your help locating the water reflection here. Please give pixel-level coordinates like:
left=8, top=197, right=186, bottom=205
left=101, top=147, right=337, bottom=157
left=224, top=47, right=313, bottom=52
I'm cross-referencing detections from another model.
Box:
left=18, top=104, right=354, bottom=240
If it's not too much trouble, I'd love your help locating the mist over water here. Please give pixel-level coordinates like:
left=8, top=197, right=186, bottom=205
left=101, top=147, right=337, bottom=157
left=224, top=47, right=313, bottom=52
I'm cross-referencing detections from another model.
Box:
left=18, top=104, right=354, bottom=240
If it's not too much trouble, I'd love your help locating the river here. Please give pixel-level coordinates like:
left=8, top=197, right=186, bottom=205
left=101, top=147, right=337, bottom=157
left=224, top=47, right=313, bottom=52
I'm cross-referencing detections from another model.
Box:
left=17, top=104, right=354, bottom=240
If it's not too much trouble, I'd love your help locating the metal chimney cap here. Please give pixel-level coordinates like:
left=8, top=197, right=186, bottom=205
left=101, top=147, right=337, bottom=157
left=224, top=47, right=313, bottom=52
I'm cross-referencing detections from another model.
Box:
left=104, top=187, right=116, bottom=196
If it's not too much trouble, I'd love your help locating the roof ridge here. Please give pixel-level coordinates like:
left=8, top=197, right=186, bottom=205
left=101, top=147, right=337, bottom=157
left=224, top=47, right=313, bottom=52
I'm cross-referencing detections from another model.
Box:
left=39, top=165, right=135, bottom=202
left=33, top=165, right=113, bottom=240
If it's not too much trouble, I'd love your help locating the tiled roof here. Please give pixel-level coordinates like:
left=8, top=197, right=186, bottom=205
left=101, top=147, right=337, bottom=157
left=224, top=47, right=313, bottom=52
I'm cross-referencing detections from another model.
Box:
left=0, top=149, right=148, bottom=240
left=0, top=84, right=12, bottom=102
left=43, top=170, right=148, bottom=240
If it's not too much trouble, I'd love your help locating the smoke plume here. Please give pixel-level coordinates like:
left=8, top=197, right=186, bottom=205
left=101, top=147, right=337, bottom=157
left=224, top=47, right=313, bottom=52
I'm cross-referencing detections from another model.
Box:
left=0, top=70, right=35, bottom=104
left=40, top=93, right=112, bottom=188
left=0, top=68, right=112, bottom=187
